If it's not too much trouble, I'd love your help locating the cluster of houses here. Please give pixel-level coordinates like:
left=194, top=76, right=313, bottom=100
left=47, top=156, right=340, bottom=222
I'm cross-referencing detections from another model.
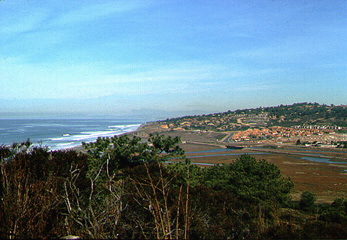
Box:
left=231, top=126, right=336, bottom=142
left=294, top=125, right=343, bottom=130
left=156, top=113, right=347, bottom=147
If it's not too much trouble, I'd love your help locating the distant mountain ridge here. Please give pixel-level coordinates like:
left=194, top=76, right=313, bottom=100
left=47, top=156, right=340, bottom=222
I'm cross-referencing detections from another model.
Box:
left=159, top=102, right=347, bottom=131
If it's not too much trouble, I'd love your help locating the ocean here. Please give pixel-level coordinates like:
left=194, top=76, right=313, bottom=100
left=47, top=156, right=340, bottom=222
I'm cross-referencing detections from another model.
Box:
left=0, top=118, right=146, bottom=150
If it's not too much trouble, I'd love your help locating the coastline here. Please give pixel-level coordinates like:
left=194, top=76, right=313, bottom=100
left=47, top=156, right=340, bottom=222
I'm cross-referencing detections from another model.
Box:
left=68, top=122, right=149, bottom=152
left=0, top=118, right=145, bottom=151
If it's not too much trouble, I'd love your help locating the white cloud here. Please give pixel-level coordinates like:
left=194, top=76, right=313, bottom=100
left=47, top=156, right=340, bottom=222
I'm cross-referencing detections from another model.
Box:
left=1, top=54, right=288, bottom=101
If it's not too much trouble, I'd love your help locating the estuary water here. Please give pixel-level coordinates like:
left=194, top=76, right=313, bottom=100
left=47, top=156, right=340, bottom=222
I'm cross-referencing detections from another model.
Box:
left=0, top=119, right=145, bottom=150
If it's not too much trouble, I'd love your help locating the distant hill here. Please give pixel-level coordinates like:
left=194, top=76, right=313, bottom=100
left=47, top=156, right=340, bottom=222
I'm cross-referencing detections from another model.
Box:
left=160, top=103, right=347, bottom=131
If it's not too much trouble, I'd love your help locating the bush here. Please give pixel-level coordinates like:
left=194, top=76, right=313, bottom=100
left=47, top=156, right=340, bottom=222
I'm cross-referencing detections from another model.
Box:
left=299, top=191, right=316, bottom=211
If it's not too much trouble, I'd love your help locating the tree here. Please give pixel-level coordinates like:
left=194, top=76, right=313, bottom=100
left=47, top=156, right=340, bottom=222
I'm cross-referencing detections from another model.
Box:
left=200, top=154, right=293, bottom=205
left=0, top=147, right=66, bottom=238
left=120, top=162, right=190, bottom=239
left=299, top=191, right=316, bottom=211
left=72, top=134, right=186, bottom=238
left=319, top=198, right=347, bottom=224
left=82, top=134, right=184, bottom=173
left=189, top=154, right=293, bottom=238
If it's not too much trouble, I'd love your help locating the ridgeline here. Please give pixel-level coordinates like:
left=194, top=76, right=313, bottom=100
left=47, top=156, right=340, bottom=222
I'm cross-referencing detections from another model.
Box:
left=157, top=102, right=347, bottom=131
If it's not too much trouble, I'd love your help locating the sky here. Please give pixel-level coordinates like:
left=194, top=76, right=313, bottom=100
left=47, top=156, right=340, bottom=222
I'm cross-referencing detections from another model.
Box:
left=0, top=0, right=346, bottom=119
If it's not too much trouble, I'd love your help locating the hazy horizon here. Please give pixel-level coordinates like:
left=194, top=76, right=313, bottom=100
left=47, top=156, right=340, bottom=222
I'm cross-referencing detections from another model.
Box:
left=1, top=1, right=346, bottom=118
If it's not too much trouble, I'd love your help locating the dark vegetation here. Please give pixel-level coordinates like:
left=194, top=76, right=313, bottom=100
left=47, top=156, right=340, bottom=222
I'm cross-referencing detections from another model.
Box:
left=1, top=135, right=347, bottom=239
left=163, top=102, right=347, bottom=131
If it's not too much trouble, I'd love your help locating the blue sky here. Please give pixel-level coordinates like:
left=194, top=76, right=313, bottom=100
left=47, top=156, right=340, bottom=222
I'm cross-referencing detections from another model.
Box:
left=1, top=0, right=346, bottom=118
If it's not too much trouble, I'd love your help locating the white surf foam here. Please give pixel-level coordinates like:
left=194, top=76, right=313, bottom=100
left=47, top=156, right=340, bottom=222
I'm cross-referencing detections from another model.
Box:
left=48, top=123, right=141, bottom=150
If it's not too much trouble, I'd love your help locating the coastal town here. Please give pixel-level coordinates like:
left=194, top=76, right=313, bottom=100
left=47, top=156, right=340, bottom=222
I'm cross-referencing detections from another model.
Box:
left=152, top=123, right=347, bottom=148
left=142, top=103, right=347, bottom=148
left=229, top=126, right=347, bottom=145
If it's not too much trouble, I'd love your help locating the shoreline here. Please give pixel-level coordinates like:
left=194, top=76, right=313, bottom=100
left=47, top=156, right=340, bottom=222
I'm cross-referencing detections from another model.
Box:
left=69, top=121, right=154, bottom=152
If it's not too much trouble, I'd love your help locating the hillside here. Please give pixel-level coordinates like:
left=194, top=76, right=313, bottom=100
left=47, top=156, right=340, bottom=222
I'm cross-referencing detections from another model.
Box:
left=159, top=102, right=347, bottom=131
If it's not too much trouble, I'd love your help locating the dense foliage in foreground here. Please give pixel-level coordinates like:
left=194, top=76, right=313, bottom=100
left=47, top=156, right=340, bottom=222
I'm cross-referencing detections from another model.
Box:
left=0, top=136, right=347, bottom=239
